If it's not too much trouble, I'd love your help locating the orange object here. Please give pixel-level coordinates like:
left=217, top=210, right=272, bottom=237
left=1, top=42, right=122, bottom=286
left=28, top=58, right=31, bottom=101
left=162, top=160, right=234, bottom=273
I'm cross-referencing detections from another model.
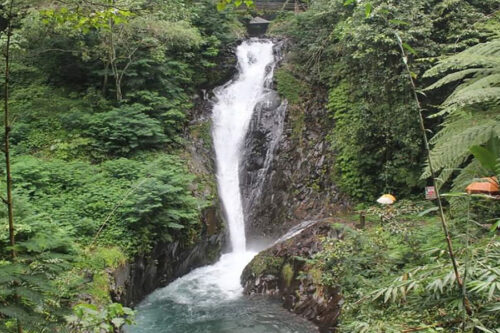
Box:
left=466, top=177, right=499, bottom=194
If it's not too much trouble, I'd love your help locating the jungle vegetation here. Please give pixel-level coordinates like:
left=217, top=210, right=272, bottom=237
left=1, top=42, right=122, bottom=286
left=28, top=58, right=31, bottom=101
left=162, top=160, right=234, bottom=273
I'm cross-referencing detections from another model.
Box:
left=0, top=0, right=498, bottom=331
left=0, top=0, right=242, bottom=331
left=269, top=0, right=500, bottom=331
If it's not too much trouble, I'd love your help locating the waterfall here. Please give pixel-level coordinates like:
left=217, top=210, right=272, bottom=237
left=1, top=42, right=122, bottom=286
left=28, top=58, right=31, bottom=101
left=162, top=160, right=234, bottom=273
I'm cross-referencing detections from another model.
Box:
left=126, top=39, right=315, bottom=333
left=212, top=39, right=275, bottom=253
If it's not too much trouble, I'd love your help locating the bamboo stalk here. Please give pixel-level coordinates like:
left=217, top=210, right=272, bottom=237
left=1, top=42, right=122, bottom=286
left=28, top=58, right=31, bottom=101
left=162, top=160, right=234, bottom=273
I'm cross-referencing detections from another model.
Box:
left=394, top=32, right=472, bottom=315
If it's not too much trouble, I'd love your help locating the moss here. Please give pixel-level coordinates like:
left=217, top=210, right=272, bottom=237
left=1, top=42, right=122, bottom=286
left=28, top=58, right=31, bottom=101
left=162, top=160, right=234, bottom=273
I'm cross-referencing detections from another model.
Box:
left=87, top=271, right=111, bottom=305
left=190, top=121, right=212, bottom=150
left=75, top=246, right=127, bottom=306
left=79, top=246, right=127, bottom=271
left=290, top=105, right=305, bottom=143
left=308, top=267, right=323, bottom=285
left=249, top=252, right=285, bottom=276
left=281, top=263, right=294, bottom=287
left=276, top=68, right=308, bottom=105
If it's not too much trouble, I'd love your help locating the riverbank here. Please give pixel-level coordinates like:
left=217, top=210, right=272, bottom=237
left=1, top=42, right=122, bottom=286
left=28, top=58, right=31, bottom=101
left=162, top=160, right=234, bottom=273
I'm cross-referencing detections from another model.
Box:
left=241, top=201, right=499, bottom=332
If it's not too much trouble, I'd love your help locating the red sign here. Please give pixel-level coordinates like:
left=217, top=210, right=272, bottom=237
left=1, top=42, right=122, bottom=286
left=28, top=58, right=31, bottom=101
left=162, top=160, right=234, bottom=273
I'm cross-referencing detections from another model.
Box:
left=425, top=186, right=437, bottom=200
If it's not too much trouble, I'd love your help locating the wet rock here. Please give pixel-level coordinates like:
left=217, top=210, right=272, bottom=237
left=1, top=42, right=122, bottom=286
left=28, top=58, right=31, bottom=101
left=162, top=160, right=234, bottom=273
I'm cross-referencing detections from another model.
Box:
left=241, top=220, right=344, bottom=333
left=239, top=48, right=351, bottom=244
left=111, top=215, right=225, bottom=307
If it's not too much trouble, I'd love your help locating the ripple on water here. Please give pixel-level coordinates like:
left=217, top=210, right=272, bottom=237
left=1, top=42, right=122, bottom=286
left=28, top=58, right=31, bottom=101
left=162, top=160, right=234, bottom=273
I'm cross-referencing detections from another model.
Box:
left=125, top=253, right=317, bottom=333
left=127, top=295, right=317, bottom=333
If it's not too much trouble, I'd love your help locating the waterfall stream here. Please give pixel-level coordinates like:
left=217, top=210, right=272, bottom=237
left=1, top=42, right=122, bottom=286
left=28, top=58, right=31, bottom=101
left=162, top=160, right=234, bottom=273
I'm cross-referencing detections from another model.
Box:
left=126, top=39, right=316, bottom=333
left=212, top=40, right=275, bottom=253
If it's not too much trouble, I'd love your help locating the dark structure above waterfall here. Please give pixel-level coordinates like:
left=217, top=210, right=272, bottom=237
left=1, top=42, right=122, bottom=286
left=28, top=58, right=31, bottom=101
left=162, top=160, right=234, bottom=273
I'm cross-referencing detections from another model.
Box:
left=252, top=0, right=307, bottom=11
left=247, top=16, right=271, bottom=36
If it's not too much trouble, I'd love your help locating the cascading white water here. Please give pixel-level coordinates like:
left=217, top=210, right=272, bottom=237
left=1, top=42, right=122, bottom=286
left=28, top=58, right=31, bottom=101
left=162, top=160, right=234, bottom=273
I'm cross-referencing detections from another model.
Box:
left=212, top=39, right=275, bottom=253
left=126, top=39, right=316, bottom=333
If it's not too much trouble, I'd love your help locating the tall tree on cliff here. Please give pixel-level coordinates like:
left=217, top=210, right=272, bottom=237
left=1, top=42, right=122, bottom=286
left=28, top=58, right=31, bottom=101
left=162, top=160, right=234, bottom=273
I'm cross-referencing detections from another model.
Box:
left=2, top=0, right=21, bottom=330
left=42, top=0, right=203, bottom=103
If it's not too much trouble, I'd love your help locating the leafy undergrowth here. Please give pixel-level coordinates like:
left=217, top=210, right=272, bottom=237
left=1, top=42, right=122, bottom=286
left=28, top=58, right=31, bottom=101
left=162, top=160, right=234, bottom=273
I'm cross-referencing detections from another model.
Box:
left=0, top=0, right=242, bottom=331
left=308, top=200, right=499, bottom=332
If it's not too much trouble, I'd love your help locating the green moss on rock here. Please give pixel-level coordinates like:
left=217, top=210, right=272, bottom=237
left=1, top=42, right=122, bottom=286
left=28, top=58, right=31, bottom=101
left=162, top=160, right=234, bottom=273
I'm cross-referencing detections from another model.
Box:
left=247, top=251, right=285, bottom=277
left=281, top=263, right=294, bottom=287
left=276, top=68, right=308, bottom=105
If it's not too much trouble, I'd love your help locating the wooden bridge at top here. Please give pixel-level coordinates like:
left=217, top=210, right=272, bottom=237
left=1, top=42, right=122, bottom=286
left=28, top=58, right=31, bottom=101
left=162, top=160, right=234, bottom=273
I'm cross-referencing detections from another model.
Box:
left=252, top=0, right=308, bottom=12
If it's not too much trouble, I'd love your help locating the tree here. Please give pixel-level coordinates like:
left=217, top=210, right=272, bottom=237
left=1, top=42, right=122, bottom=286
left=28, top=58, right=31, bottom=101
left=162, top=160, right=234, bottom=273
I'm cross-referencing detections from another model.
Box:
left=42, top=0, right=203, bottom=102
left=1, top=0, right=22, bottom=331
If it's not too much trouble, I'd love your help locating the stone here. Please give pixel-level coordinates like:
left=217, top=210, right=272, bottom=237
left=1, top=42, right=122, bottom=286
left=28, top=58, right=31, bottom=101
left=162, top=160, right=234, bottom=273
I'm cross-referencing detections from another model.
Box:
left=239, top=44, right=350, bottom=245
left=241, top=221, right=345, bottom=332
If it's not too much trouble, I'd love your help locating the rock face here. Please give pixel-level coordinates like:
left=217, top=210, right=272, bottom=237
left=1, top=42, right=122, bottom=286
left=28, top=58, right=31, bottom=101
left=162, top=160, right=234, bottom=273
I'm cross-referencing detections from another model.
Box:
left=241, top=220, right=344, bottom=333
left=111, top=215, right=224, bottom=306
left=240, top=52, right=349, bottom=243
left=240, top=88, right=287, bottom=241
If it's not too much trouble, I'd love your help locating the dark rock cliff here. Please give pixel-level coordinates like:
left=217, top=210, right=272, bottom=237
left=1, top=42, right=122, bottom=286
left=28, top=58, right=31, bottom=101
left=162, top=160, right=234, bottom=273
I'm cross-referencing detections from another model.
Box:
left=240, top=47, right=349, bottom=244
left=111, top=214, right=224, bottom=307
left=241, top=220, right=344, bottom=333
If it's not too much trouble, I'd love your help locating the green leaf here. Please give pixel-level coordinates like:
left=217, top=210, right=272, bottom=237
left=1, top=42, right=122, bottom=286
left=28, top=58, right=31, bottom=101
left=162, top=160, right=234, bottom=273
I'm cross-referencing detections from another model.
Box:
left=470, top=145, right=499, bottom=174
left=418, top=206, right=438, bottom=216
left=112, top=317, right=126, bottom=328
left=403, top=43, right=417, bottom=56
left=384, top=287, right=392, bottom=303
left=389, top=19, right=410, bottom=26
left=216, top=2, right=226, bottom=11
left=167, top=222, right=185, bottom=229
left=490, top=220, right=500, bottom=233
left=365, top=3, right=372, bottom=17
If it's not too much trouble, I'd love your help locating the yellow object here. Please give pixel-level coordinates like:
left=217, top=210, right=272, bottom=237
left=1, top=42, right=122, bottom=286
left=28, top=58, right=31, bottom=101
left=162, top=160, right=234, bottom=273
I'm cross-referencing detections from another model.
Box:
left=377, top=194, right=396, bottom=205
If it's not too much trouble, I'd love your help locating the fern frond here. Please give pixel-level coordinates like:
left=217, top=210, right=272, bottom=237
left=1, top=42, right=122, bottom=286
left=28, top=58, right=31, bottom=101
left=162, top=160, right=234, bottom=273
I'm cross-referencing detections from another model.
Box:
left=451, top=159, right=483, bottom=193
left=455, top=73, right=500, bottom=93
left=423, top=39, right=500, bottom=186
left=441, top=88, right=500, bottom=114
left=424, top=40, right=500, bottom=78
left=422, top=116, right=498, bottom=182
left=425, top=68, right=482, bottom=91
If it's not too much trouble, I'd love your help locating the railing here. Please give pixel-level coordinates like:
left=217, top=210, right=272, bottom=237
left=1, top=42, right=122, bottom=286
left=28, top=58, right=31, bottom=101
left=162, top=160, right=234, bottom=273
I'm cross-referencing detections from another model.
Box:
left=252, top=0, right=307, bottom=11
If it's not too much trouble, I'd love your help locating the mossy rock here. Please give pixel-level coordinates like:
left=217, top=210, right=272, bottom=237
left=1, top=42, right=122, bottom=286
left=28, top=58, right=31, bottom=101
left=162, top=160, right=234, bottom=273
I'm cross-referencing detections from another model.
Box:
left=281, top=263, right=294, bottom=288
left=275, top=68, right=308, bottom=105
left=242, top=250, right=285, bottom=281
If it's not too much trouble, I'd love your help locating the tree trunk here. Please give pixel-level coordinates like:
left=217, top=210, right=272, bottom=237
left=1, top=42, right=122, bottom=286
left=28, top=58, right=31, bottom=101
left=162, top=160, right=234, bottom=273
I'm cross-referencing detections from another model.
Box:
left=4, top=2, right=22, bottom=332
left=4, top=0, right=15, bottom=262
left=102, top=61, right=110, bottom=96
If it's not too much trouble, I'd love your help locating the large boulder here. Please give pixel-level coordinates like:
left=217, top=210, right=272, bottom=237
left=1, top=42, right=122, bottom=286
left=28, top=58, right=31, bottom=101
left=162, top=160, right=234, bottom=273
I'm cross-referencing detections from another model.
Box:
left=241, top=220, right=344, bottom=333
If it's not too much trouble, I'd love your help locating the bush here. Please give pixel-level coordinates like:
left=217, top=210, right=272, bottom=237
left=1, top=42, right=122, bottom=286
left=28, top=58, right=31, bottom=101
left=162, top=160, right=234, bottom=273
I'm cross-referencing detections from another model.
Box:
left=84, top=104, right=167, bottom=156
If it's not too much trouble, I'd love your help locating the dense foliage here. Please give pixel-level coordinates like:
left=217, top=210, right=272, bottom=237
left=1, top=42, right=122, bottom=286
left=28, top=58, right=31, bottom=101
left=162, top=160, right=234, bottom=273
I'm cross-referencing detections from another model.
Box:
left=1, top=0, right=499, bottom=331
left=270, top=0, right=499, bottom=201
left=270, top=0, right=500, bottom=331
left=0, top=0, right=242, bottom=331
left=311, top=203, right=499, bottom=332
